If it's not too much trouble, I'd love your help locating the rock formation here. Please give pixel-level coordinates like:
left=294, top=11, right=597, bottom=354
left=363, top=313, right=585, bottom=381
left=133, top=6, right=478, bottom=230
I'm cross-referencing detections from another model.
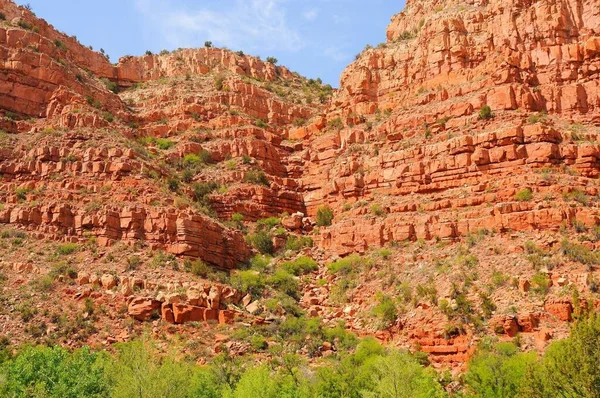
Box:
left=1, top=0, right=600, bottom=368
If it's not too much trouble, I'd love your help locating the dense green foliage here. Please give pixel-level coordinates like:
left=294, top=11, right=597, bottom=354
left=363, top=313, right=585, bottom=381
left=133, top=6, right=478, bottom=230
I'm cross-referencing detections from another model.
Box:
left=465, top=313, right=600, bottom=397
left=3, top=314, right=600, bottom=397
left=0, top=345, right=110, bottom=397
left=465, top=341, right=536, bottom=398
left=0, top=338, right=442, bottom=398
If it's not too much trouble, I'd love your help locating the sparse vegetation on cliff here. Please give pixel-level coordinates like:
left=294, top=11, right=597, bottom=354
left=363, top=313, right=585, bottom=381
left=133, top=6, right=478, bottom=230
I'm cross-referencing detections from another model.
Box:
left=478, top=105, right=492, bottom=120
left=316, top=205, right=334, bottom=226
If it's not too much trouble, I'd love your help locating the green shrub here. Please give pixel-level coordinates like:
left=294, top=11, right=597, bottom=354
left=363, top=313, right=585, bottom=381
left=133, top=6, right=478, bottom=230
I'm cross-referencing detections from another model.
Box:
left=328, top=254, right=363, bottom=275
left=204, top=41, right=213, bottom=48
left=465, top=342, right=536, bottom=398
left=100, top=78, right=119, bottom=94
left=0, top=345, right=110, bottom=397
left=191, top=181, right=218, bottom=202
left=31, top=275, right=54, bottom=292
left=17, top=20, right=33, bottom=31
left=281, top=256, right=317, bottom=276
left=563, top=189, right=590, bottom=206
left=515, top=188, right=533, bottom=202
left=154, top=138, right=174, bottom=150
left=370, top=203, right=386, bottom=216
left=416, top=283, right=438, bottom=305
left=591, top=225, right=600, bottom=242
left=150, top=251, right=176, bottom=268
left=316, top=205, right=334, bottom=227
left=231, top=270, right=265, bottom=296
left=284, top=235, right=313, bottom=251
left=0, top=12, right=5, bottom=20
left=243, top=169, right=269, bottom=186
left=377, top=248, right=392, bottom=259
left=561, top=239, right=600, bottom=268
left=181, top=169, right=194, bottom=183
left=292, top=118, right=306, bottom=127
left=182, top=153, right=203, bottom=168
left=56, top=243, right=78, bottom=255
left=255, top=119, right=269, bottom=129
left=102, top=111, right=114, bottom=123
left=250, top=335, right=268, bottom=351
left=231, top=213, right=244, bottom=229
left=15, top=187, right=30, bottom=201
left=480, top=293, right=497, bottom=318
left=85, top=96, right=102, bottom=109
left=491, top=270, right=508, bottom=287
left=54, top=39, right=67, bottom=51
left=249, top=254, right=271, bottom=271
left=190, top=259, right=210, bottom=277
left=266, top=56, right=278, bottom=64
left=527, top=111, right=548, bottom=124
left=215, top=76, right=224, bottom=90
left=327, top=117, right=343, bottom=130
left=267, top=270, right=298, bottom=298
left=126, top=255, right=142, bottom=271
left=371, top=292, right=397, bottom=329
left=478, top=105, right=493, bottom=120
left=247, top=231, right=274, bottom=254
left=110, top=340, right=203, bottom=398
left=456, top=253, right=479, bottom=268
left=572, top=219, right=588, bottom=233
left=531, top=272, right=551, bottom=294
left=167, top=178, right=180, bottom=192
left=365, top=351, right=446, bottom=398
left=257, top=217, right=281, bottom=230
left=182, top=152, right=210, bottom=168
left=49, top=261, right=77, bottom=279
left=18, top=303, right=36, bottom=322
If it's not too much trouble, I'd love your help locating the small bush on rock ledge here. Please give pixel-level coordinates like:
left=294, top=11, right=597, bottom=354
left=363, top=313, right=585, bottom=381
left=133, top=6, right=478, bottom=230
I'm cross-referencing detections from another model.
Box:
left=316, top=205, right=334, bottom=227
left=478, top=105, right=493, bottom=120
left=515, top=188, right=533, bottom=202
left=243, top=169, right=269, bottom=186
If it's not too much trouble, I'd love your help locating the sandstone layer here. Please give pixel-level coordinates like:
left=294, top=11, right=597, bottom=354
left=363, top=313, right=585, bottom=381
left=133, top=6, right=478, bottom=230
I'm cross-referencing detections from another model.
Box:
left=1, top=0, right=600, bottom=368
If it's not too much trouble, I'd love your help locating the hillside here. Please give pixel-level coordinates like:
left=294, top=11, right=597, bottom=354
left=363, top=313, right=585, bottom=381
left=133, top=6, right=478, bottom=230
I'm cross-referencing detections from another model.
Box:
left=1, top=0, right=600, bottom=383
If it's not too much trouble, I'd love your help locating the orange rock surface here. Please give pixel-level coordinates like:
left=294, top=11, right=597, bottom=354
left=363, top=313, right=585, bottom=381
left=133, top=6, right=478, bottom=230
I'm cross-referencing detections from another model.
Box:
left=1, top=0, right=600, bottom=368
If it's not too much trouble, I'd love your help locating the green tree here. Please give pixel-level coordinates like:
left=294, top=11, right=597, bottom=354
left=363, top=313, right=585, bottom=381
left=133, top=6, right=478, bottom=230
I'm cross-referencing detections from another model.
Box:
left=465, top=341, right=535, bottom=398
left=109, top=340, right=197, bottom=398
left=363, top=351, right=446, bottom=398
left=522, top=314, right=600, bottom=397
left=232, top=366, right=279, bottom=398
left=313, top=337, right=386, bottom=397
left=0, top=345, right=110, bottom=398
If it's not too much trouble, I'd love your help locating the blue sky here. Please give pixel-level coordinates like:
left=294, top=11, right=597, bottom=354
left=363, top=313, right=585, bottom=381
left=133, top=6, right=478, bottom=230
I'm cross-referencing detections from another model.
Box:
left=16, top=0, right=405, bottom=86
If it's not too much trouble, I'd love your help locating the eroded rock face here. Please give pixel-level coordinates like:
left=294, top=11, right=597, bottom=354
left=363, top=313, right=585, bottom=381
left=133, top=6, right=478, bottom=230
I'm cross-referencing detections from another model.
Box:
left=339, top=0, right=600, bottom=118
left=1, top=0, right=600, bottom=368
left=296, top=0, right=600, bottom=256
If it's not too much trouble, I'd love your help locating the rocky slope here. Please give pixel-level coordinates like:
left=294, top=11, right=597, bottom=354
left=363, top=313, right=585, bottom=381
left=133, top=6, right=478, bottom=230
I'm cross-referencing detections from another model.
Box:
left=1, top=0, right=600, bottom=369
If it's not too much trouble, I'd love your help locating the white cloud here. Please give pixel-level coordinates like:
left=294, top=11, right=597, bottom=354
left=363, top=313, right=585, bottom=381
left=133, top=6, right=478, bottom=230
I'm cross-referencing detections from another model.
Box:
left=302, top=8, right=319, bottom=21
left=135, top=0, right=303, bottom=52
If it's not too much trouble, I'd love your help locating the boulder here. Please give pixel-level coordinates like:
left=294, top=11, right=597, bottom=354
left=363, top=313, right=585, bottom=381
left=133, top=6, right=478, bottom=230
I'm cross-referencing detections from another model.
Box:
left=128, top=297, right=161, bottom=321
